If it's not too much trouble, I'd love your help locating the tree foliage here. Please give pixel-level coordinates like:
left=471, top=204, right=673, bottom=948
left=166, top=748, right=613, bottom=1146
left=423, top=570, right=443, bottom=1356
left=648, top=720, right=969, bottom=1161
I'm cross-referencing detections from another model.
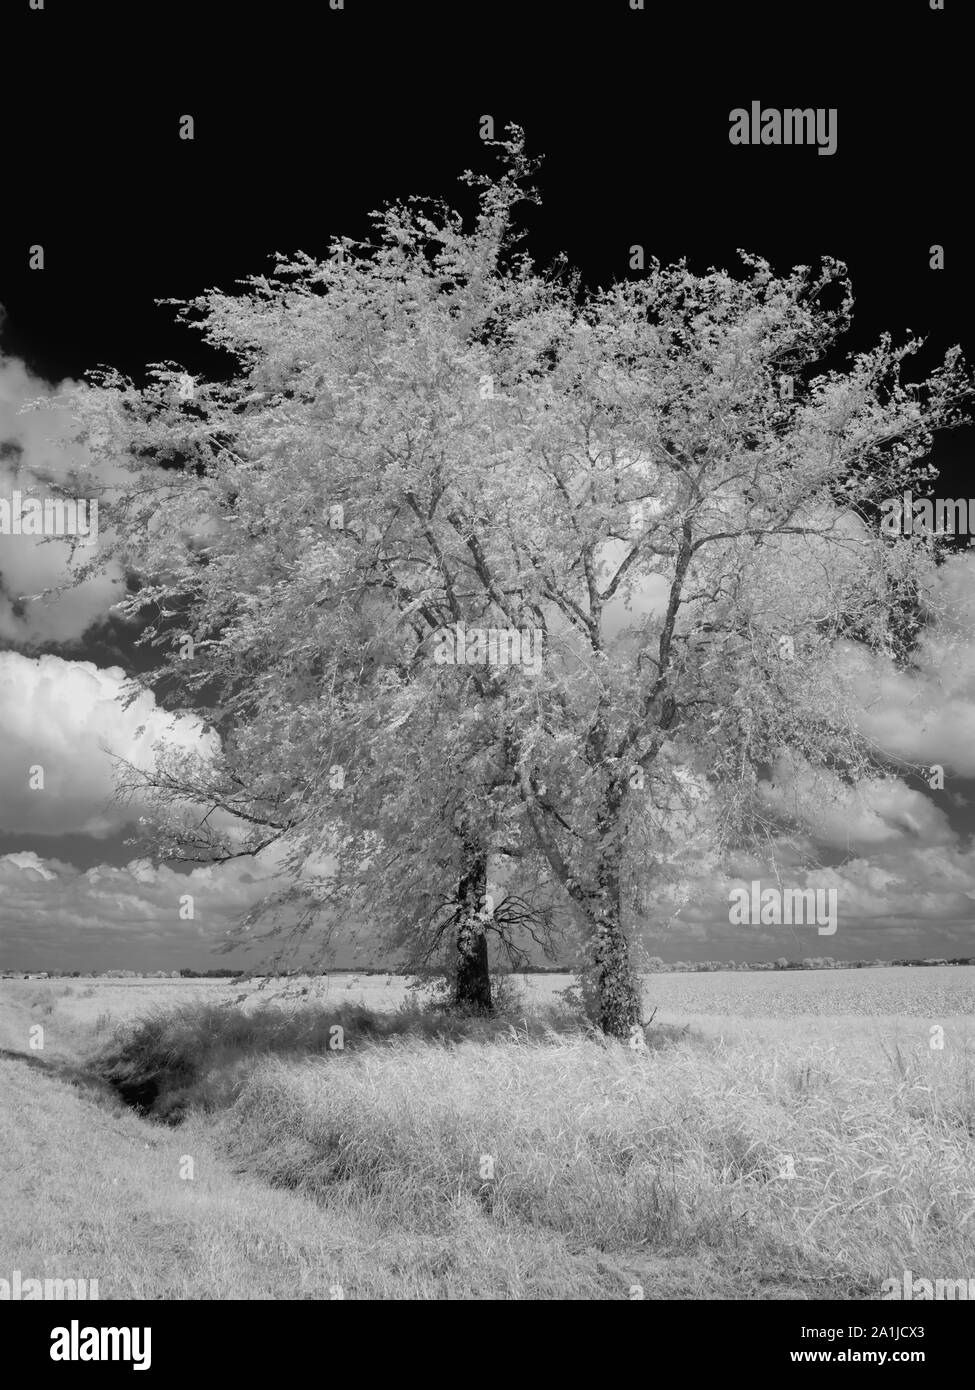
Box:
left=56, top=128, right=973, bottom=1035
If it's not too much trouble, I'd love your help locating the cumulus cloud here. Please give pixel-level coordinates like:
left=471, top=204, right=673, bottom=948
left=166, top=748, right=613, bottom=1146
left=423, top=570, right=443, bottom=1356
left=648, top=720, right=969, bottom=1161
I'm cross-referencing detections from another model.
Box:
left=0, top=843, right=372, bottom=973
left=0, top=848, right=281, bottom=970
left=834, top=552, right=975, bottom=776
left=0, top=651, right=216, bottom=837
left=650, top=837, right=975, bottom=959
left=759, top=761, right=957, bottom=852
left=0, top=349, right=125, bottom=645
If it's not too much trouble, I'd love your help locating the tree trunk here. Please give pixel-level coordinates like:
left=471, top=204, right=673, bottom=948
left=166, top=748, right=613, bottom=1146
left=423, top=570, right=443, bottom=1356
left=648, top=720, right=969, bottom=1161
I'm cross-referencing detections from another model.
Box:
left=591, top=911, right=642, bottom=1038
left=453, top=847, right=493, bottom=1012
left=588, top=789, right=642, bottom=1038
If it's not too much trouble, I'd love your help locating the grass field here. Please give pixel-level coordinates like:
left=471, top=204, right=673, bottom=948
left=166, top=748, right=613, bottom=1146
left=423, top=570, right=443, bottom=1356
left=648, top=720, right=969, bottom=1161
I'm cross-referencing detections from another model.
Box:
left=1, top=969, right=973, bottom=1299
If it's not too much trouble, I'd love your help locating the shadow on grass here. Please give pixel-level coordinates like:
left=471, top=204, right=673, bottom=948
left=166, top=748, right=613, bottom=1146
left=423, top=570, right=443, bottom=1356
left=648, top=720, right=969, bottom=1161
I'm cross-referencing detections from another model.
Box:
left=0, top=1045, right=128, bottom=1112
left=88, top=995, right=697, bottom=1124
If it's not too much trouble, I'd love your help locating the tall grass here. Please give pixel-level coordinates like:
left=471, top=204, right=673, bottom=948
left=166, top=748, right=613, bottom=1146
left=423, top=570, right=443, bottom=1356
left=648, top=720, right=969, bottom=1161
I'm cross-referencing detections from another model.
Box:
left=91, top=992, right=641, bottom=1121
left=88, top=989, right=975, bottom=1297
left=215, top=1034, right=975, bottom=1296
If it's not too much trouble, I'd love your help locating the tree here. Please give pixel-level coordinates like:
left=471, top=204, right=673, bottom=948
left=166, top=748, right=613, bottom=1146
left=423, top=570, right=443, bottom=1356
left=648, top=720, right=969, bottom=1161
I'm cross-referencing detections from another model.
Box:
left=59, top=130, right=568, bottom=1013
left=56, top=131, right=973, bottom=1037
left=445, top=249, right=970, bottom=1034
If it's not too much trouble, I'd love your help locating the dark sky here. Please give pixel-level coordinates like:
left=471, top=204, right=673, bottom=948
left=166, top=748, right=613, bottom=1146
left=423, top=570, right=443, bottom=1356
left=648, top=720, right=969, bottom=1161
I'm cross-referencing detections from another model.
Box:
left=1, top=0, right=973, bottom=969
left=4, top=1, right=970, bottom=382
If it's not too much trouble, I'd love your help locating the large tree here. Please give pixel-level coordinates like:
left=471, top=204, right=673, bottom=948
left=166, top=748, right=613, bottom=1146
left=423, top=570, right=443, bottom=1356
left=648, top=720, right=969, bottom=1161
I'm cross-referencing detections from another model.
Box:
left=60, top=131, right=563, bottom=1009
left=58, top=131, right=972, bottom=1036
left=458, top=252, right=972, bottom=1034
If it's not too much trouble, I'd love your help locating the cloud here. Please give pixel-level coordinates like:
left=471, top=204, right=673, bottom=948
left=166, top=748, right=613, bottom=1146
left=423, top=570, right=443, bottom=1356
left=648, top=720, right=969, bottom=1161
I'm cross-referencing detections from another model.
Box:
left=651, top=838, right=975, bottom=960
left=759, top=761, right=957, bottom=852
left=836, top=553, right=975, bottom=776
left=0, top=348, right=125, bottom=645
left=0, top=848, right=280, bottom=970
left=0, top=845, right=370, bottom=973
left=0, top=652, right=216, bottom=837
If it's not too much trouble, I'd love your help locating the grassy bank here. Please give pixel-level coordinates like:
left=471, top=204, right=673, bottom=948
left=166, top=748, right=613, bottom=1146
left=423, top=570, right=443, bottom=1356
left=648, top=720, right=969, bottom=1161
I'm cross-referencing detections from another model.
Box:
left=89, top=990, right=623, bottom=1120
left=213, top=1033, right=975, bottom=1297
left=4, top=978, right=974, bottom=1298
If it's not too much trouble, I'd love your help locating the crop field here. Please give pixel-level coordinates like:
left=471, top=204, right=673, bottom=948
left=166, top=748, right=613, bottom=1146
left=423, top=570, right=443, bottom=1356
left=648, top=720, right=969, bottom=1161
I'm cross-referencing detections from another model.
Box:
left=632, top=965, right=975, bottom=1018
left=16, top=962, right=972, bottom=1028
left=1, top=968, right=974, bottom=1301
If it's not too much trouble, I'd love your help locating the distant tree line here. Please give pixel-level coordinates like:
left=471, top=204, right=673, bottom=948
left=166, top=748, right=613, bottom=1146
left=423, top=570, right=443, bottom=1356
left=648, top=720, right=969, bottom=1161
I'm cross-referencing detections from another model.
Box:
left=6, top=958, right=972, bottom=982
left=641, top=957, right=974, bottom=972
